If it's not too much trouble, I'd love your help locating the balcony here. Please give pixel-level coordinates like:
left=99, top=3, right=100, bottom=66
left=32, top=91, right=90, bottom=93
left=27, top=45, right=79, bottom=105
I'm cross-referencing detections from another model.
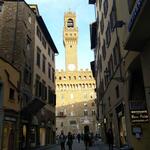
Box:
left=90, top=21, right=97, bottom=49
left=125, top=0, right=150, bottom=51
left=89, top=0, right=96, bottom=4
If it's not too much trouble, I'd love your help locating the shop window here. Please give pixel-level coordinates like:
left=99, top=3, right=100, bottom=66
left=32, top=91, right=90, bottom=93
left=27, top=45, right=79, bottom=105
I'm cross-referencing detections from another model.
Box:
left=9, top=88, right=15, bottom=100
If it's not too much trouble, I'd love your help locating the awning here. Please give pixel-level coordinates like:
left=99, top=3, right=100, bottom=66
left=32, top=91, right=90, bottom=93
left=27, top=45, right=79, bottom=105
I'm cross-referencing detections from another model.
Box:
left=21, top=97, right=46, bottom=119
left=125, top=0, right=150, bottom=51
left=90, top=21, right=97, bottom=49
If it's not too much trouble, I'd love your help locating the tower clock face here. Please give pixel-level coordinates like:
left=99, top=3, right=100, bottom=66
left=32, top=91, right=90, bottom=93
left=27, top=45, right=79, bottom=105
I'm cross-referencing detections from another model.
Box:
left=68, top=64, right=76, bottom=71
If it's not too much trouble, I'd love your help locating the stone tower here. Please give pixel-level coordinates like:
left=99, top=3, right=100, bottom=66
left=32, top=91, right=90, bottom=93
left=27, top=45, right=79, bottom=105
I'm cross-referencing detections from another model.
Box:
left=63, top=11, right=78, bottom=71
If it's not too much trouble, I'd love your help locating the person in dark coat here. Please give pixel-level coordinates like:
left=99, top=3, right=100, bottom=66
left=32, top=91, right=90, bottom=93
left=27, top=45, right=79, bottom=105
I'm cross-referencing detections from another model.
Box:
left=67, top=132, right=73, bottom=150
left=106, top=128, right=114, bottom=150
left=59, top=130, right=66, bottom=150
left=77, top=133, right=81, bottom=143
left=84, top=132, right=89, bottom=150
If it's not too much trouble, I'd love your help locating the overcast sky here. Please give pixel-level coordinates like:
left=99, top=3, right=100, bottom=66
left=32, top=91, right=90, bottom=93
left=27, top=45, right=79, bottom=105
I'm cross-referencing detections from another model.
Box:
left=26, top=0, right=95, bottom=70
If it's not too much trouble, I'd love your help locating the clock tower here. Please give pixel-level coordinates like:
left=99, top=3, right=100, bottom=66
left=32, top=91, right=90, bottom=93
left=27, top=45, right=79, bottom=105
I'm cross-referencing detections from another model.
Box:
left=63, top=11, right=78, bottom=71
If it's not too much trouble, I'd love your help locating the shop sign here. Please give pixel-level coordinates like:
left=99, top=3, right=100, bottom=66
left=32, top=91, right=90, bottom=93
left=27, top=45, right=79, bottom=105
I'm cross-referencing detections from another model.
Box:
left=128, top=0, right=143, bottom=32
left=5, top=116, right=16, bottom=122
left=130, top=110, right=149, bottom=123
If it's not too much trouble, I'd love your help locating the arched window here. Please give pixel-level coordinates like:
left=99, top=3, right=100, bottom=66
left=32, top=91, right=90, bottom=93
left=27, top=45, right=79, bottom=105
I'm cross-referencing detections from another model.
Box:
left=67, top=18, right=74, bottom=28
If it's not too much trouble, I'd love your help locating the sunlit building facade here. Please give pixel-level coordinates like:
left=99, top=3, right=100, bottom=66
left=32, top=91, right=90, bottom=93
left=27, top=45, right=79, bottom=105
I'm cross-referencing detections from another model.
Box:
left=56, top=11, right=97, bottom=135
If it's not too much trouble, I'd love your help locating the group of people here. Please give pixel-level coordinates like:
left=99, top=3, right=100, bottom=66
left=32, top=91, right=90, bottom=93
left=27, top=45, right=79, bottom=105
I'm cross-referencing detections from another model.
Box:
left=59, top=131, right=73, bottom=150
left=58, top=128, right=114, bottom=150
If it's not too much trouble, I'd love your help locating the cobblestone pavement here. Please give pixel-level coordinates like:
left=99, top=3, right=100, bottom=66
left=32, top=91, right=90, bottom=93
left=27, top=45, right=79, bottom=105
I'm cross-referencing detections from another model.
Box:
left=39, top=140, right=119, bottom=150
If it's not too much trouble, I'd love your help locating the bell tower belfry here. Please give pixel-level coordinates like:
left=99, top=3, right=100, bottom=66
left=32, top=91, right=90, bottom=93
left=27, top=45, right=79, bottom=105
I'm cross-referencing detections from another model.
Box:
left=63, top=11, right=78, bottom=71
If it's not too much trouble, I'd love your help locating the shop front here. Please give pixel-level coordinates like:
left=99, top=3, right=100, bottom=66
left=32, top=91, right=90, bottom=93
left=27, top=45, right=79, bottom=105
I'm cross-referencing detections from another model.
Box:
left=116, top=103, right=127, bottom=147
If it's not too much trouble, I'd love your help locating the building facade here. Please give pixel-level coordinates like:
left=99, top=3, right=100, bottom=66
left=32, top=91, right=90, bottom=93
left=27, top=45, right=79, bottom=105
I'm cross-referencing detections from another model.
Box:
left=0, top=1, right=58, bottom=149
left=89, top=0, right=150, bottom=150
left=0, top=58, right=20, bottom=150
left=56, top=11, right=97, bottom=135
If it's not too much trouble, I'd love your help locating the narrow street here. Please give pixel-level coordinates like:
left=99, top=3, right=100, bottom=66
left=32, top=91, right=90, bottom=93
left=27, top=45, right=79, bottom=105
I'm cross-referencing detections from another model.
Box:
left=37, top=140, right=119, bottom=150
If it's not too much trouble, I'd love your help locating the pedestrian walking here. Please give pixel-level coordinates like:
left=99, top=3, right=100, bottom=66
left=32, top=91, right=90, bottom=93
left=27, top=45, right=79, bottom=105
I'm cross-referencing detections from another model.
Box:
left=59, top=130, right=66, bottom=150
left=106, top=128, right=114, bottom=150
left=84, top=132, right=89, bottom=150
left=77, top=133, right=81, bottom=143
left=67, top=132, right=73, bottom=150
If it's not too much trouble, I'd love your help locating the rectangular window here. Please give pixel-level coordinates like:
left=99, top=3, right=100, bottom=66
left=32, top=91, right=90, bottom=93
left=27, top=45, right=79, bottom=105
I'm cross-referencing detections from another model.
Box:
left=24, top=65, right=31, bottom=85
left=106, top=22, right=111, bottom=47
left=0, top=2, right=4, bottom=12
left=52, top=68, right=55, bottom=83
left=103, top=0, right=108, bottom=17
left=36, top=26, right=41, bottom=40
left=52, top=52, right=55, bottom=61
left=41, top=80, right=47, bottom=100
left=37, top=47, right=41, bottom=68
left=48, top=47, right=51, bottom=56
left=100, top=14, right=104, bottom=34
left=42, top=55, right=46, bottom=73
left=102, top=40, right=106, bottom=60
left=42, top=36, right=46, bottom=49
left=26, top=36, right=31, bottom=52
left=48, top=63, right=51, bottom=80
left=113, top=41, right=120, bottom=68
left=84, top=110, right=88, bottom=116
left=9, top=88, right=15, bottom=100
left=99, top=55, right=102, bottom=72
left=35, top=75, right=41, bottom=97
left=115, top=85, right=120, bottom=98
left=108, top=55, right=114, bottom=78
